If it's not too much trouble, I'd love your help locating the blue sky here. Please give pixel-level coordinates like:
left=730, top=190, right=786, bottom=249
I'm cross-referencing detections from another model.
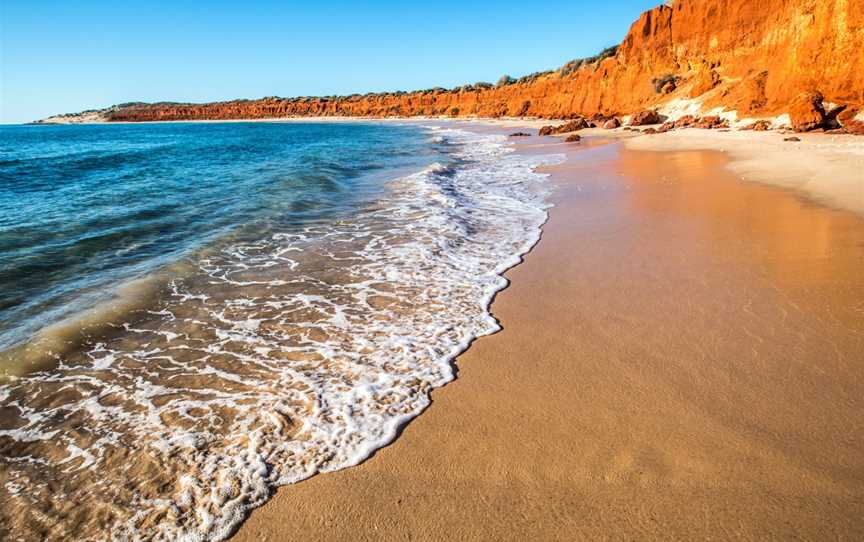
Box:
left=1, top=1, right=659, bottom=124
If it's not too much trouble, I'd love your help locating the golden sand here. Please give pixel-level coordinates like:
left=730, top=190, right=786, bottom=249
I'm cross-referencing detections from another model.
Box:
left=232, top=138, right=864, bottom=541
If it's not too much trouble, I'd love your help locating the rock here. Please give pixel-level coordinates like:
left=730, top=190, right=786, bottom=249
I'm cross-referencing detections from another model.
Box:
left=565, top=134, right=582, bottom=142
left=629, top=109, right=662, bottom=126
left=509, top=132, right=531, bottom=137
left=784, top=136, right=802, bottom=142
left=674, top=115, right=698, bottom=128
left=837, top=107, right=859, bottom=123
left=539, top=118, right=590, bottom=136
left=789, top=92, right=826, bottom=132
left=657, top=122, right=675, bottom=133
left=837, top=108, right=864, bottom=135
left=741, top=120, right=772, bottom=131
left=824, top=104, right=847, bottom=129
left=557, top=118, right=591, bottom=133
left=643, top=127, right=658, bottom=134
left=602, top=118, right=621, bottom=129
left=843, top=120, right=864, bottom=135
left=692, top=115, right=728, bottom=129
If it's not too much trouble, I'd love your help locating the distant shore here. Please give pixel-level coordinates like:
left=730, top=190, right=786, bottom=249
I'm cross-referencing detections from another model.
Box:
left=231, top=120, right=864, bottom=541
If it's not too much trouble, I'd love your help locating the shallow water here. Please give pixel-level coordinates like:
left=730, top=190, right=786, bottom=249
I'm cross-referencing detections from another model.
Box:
left=0, top=122, right=562, bottom=540
left=0, top=122, right=437, bottom=356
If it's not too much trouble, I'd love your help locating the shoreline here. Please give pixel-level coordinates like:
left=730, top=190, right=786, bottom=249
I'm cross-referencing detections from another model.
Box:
left=0, top=123, right=569, bottom=540
left=231, top=123, right=864, bottom=540
left=28, top=116, right=864, bottom=217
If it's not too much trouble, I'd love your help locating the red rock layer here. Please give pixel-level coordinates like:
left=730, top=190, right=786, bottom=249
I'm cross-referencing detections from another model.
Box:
left=103, top=0, right=863, bottom=123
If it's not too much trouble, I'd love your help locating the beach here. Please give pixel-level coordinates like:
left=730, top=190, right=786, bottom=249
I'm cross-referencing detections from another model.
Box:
left=6, top=0, right=864, bottom=538
left=232, top=126, right=864, bottom=541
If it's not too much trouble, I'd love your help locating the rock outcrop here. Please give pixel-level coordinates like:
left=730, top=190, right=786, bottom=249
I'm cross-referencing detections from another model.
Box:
left=38, top=0, right=864, bottom=126
left=629, top=110, right=662, bottom=126
left=789, top=93, right=827, bottom=132
left=539, top=118, right=591, bottom=136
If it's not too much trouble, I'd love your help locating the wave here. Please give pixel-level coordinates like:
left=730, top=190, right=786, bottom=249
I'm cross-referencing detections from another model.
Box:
left=0, top=127, right=563, bottom=541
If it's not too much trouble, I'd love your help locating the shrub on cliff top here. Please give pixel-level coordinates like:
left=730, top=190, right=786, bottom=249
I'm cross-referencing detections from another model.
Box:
left=559, top=45, right=619, bottom=77
left=517, top=70, right=554, bottom=84
left=475, top=82, right=493, bottom=90
left=496, top=75, right=516, bottom=87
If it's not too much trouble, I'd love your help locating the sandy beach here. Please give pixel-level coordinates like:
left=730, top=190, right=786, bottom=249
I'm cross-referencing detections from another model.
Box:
left=6, top=0, right=864, bottom=539
left=232, top=127, right=864, bottom=541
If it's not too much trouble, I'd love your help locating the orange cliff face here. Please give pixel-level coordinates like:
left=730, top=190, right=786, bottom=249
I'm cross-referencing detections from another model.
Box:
left=59, top=0, right=864, bottom=125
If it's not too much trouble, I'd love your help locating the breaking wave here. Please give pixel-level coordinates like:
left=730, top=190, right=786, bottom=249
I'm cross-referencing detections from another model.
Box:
left=0, top=126, right=563, bottom=541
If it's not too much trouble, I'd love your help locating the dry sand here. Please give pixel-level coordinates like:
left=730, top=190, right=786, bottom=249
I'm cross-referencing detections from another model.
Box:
left=232, top=132, right=864, bottom=541
left=624, top=128, right=864, bottom=215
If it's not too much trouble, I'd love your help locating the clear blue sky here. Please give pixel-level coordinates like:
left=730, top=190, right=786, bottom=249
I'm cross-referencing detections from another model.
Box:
left=1, top=1, right=659, bottom=124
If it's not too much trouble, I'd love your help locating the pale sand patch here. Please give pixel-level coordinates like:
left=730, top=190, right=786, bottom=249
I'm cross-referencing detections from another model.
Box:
left=625, top=129, right=864, bottom=216
left=231, top=136, right=864, bottom=541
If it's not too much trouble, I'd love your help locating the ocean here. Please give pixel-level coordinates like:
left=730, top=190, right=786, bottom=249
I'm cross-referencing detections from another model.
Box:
left=0, top=121, right=561, bottom=540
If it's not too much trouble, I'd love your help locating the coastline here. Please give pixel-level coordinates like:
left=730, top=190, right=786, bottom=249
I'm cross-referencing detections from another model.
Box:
left=7, top=0, right=864, bottom=538
left=28, top=115, right=864, bottom=217
left=231, top=123, right=864, bottom=540
left=0, top=122, right=569, bottom=540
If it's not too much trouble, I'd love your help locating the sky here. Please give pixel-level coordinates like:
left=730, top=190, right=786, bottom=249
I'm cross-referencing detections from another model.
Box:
left=0, top=1, right=659, bottom=124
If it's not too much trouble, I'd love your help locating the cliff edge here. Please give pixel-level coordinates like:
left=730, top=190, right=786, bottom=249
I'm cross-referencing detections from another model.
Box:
left=38, top=0, right=864, bottom=132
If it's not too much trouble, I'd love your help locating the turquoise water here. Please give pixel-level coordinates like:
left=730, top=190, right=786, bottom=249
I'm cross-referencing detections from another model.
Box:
left=0, top=122, right=438, bottom=352
left=0, top=121, right=561, bottom=541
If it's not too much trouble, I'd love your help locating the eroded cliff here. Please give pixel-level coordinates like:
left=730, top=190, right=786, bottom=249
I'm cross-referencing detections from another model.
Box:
left=41, top=0, right=864, bottom=127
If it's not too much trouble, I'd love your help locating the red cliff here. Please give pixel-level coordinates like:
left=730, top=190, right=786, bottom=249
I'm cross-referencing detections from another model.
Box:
left=47, top=0, right=864, bottom=126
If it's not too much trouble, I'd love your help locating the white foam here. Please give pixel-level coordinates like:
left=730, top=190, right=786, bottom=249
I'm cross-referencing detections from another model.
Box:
left=0, top=127, right=564, bottom=541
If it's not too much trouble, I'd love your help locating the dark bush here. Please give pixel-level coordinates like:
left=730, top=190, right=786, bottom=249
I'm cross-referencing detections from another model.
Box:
left=496, top=74, right=516, bottom=87
left=559, top=45, right=619, bottom=77
left=652, top=74, right=680, bottom=93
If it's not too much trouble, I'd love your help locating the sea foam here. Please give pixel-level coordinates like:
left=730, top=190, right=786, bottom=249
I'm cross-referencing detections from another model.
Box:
left=0, top=127, right=563, bottom=541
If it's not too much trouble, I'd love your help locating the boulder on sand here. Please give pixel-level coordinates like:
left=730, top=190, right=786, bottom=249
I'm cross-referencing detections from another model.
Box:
left=837, top=108, right=864, bottom=135
left=674, top=115, right=698, bottom=128
left=539, top=118, right=590, bottom=136
left=742, top=120, right=772, bottom=131
left=629, top=109, right=661, bottom=126
left=789, top=92, right=826, bottom=132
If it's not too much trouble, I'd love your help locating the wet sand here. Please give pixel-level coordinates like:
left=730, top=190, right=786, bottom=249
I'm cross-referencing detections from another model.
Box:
left=233, top=138, right=864, bottom=540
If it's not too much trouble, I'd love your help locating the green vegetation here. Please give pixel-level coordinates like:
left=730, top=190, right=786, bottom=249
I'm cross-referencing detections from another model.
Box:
left=516, top=70, right=554, bottom=84
left=558, top=45, right=619, bottom=77
left=496, top=75, right=516, bottom=87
